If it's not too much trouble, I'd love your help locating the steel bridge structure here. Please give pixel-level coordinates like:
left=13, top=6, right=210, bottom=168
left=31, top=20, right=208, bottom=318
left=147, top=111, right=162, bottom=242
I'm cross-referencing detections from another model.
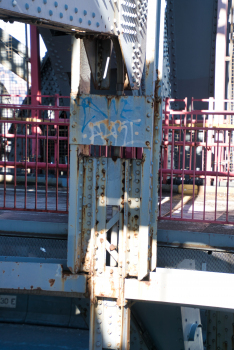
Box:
left=0, top=0, right=234, bottom=349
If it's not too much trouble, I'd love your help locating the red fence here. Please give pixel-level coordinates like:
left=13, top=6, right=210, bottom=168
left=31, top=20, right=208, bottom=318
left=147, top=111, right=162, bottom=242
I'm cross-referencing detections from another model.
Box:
left=2, top=95, right=234, bottom=225
left=0, top=95, right=70, bottom=213
left=159, top=97, right=234, bottom=225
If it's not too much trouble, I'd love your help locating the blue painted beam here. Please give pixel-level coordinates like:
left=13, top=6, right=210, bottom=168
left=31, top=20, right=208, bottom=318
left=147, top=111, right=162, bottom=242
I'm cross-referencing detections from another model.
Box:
left=0, top=262, right=86, bottom=294
left=0, top=220, right=67, bottom=236
left=158, top=229, right=234, bottom=252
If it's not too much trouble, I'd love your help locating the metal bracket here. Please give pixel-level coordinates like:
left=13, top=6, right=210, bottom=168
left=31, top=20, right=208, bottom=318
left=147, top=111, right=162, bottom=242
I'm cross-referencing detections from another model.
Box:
left=187, top=323, right=202, bottom=341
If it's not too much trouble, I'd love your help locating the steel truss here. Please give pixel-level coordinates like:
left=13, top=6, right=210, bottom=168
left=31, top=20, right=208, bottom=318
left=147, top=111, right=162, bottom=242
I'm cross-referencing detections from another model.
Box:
left=66, top=0, right=163, bottom=348
left=1, top=0, right=234, bottom=349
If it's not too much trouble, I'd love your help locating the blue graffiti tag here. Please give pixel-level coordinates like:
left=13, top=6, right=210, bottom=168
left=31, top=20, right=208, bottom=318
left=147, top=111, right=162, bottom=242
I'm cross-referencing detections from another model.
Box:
left=73, top=96, right=141, bottom=133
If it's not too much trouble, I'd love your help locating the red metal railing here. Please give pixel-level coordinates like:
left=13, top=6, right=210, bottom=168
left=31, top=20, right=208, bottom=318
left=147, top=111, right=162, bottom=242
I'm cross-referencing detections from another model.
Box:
left=3, top=95, right=234, bottom=225
left=0, top=95, right=70, bottom=213
left=159, top=97, right=234, bottom=225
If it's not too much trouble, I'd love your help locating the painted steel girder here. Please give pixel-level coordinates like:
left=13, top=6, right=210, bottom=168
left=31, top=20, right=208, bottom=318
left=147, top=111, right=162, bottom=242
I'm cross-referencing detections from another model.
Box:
left=68, top=156, right=152, bottom=280
left=0, top=262, right=86, bottom=294
left=0, top=0, right=149, bottom=90
left=125, top=269, right=234, bottom=311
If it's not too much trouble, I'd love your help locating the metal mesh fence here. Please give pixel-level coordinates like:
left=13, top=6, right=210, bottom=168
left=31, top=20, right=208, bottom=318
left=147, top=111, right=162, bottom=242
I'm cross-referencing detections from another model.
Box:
left=158, top=246, right=234, bottom=274
left=0, top=236, right=67, bottom=259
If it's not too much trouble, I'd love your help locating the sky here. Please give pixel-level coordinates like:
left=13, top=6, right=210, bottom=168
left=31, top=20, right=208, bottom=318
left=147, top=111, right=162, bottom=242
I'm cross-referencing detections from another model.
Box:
left=0, top=20, right=47, bottom=59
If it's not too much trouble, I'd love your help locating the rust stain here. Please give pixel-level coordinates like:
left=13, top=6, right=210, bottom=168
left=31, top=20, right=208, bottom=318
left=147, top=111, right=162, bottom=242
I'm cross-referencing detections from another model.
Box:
left=2, top=270, right=5, bottom=274
left=49, top=279, right=55, bottom=287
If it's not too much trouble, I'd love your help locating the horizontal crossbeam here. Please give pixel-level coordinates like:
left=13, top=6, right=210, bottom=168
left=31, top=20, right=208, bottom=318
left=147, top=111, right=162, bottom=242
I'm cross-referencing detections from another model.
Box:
left=0, top=262, right=86, bottom=294
left=125, top=268, right=234, bottom=311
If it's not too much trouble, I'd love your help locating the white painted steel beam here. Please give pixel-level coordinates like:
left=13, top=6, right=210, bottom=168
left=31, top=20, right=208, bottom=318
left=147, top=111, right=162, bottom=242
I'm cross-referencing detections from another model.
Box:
left=125, top=268, right=234, bottom=311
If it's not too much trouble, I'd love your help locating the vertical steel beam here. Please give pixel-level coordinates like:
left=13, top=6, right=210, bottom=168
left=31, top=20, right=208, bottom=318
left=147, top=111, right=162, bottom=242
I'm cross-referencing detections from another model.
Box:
left=151, top=0, right=165, bottom=271
left=68, top=37, right=82, bottom=273
left=138, top=149, right=151, bottom=280
left=214, top=0, right=228, bottom=112
left=30, top=25, right=41, bottom=105
left=30, top=25, right=41, bottom=159
left=67, top=147, right=80, bottom=273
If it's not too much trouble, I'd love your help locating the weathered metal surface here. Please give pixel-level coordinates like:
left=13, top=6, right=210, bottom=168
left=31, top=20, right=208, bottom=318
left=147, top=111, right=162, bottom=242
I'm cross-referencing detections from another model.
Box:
left=207, top=311, right=234, bottom=349
left=126, top=160, right=141, bottom=277
left=70, top=94, right=153, bottom=147
left=125, top=269, right=234, bottom=310
left=157, top=229, right=234, bottom=253
left=177, top=260, right=203, bottom=350
left=0, top=220, right=67, bottom=236
left=138, top=149, right=150, bottom=280
left=0, top=0, right=149, bottom=90
left=118, top=0, right=148, bottom=90
left=67, top=145, right=80, bottom=273
left=83, top=38, right=112, bottom=90
left=94, top=269, right=120, bottom=299
left=0, top=0, right=115, bottom=34
left=90, top=298, right=123, bottom=350
left=0, top=262, right=86, bottom=294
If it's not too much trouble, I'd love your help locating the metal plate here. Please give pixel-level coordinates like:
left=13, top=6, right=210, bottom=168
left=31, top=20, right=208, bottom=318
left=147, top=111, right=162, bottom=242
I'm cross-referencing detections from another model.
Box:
left=70, top=94, right=153, bottom=147
left=0, top=0, right=114, bottom=34
left=118, top=0, right=148, bottom=89
left=0, top=295, right=17, bottom=308
left=0, top=1, right=149, bottom=90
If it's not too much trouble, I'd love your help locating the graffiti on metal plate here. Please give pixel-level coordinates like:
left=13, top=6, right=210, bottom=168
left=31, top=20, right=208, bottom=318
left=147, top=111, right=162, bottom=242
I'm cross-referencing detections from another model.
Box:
left=73, top=96, right=142, bottom=146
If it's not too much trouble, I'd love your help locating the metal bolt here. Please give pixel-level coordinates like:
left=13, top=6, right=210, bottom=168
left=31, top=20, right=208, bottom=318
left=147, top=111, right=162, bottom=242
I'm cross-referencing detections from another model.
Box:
left=146, top=127, right=150, bottom=132
left=72, top=124, right=76, bottom=128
